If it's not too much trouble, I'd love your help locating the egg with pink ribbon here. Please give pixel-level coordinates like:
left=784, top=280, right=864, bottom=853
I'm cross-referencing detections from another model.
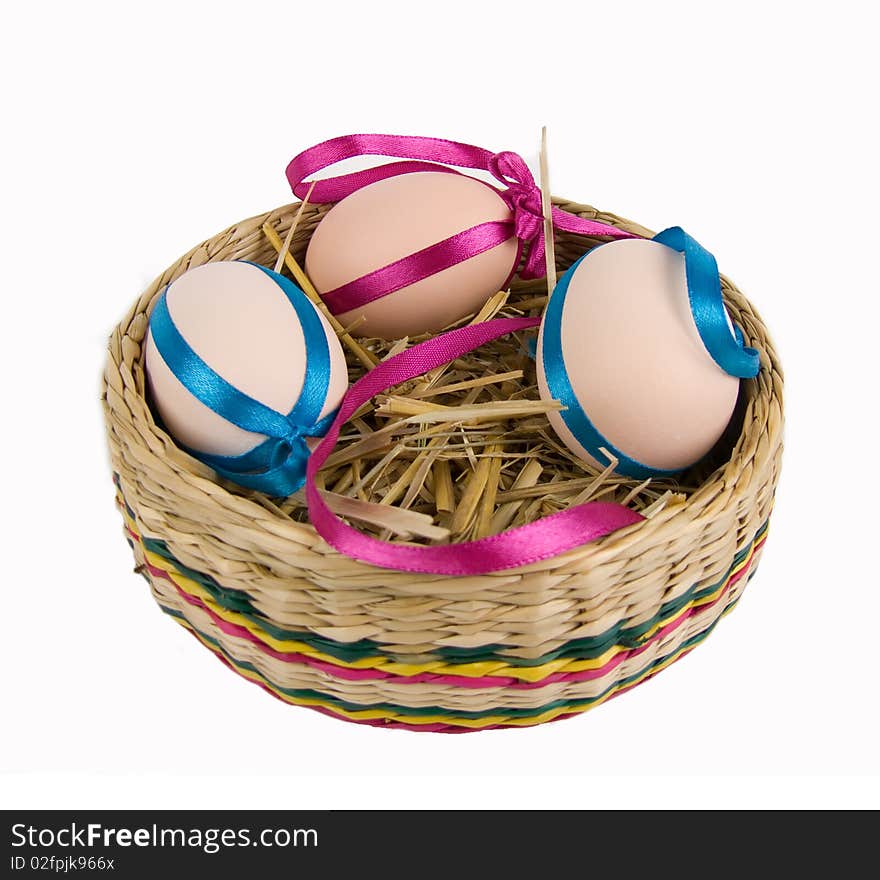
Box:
left=287, top=135, right=635, bottom=340
left=537, top=230, right=761, bottom=478
left=305, top=171, right=519, bottom=339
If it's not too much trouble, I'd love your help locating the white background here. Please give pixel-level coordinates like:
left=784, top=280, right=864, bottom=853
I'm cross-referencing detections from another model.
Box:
left=2, top=0, right=878, bottom=809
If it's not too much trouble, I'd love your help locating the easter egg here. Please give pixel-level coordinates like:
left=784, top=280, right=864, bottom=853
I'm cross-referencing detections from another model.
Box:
left=536, top=239, right=741, bottom=477
left=305, top=171, right=520, bottom=339
left=144, top=261, right=348, bottom=489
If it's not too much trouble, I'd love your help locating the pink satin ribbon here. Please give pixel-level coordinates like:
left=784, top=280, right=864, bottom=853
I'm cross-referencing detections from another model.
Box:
left=321, top=221, right=515, bottom=316
left=286, top=134, right=638, bottom=315
left=305, top=317, right=644, bottom=575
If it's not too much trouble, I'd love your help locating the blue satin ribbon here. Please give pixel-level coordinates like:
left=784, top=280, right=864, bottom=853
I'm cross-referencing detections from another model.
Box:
left=541, top=228, right=760, bottom=479
left=148, top=262, right=337, bottom=496
left=652, top=227, right=759, bottom=379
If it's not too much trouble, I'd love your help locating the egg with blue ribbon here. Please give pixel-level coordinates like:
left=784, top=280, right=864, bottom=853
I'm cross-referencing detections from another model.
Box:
left=144, top=260, right=348, bottom=496
left=536, top=228, right=761, bottom=479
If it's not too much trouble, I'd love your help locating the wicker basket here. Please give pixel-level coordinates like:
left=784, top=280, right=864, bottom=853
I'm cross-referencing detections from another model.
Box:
left=103, top=197, right=784, bottom=732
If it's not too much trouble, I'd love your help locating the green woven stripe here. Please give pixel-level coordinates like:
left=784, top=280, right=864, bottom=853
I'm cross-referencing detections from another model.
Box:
left=139, top=520, right=766, bottom=667
left=159, top=601, right=737, bottom=721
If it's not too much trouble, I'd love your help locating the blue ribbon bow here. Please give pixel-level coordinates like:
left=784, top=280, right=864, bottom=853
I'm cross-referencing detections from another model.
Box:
left=148, top=262, right=337, bottom=496
left=541, top=227, right=761, bottom=479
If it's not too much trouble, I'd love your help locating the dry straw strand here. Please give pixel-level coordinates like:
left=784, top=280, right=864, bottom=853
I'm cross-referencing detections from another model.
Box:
left=274, top=180, right=316, bottom=274
left=540, top=126, right=558, bottom=292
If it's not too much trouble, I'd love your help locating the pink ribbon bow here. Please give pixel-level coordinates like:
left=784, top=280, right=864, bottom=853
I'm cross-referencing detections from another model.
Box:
left=485, top=150, right=546, bottom=277
left=285, top=134, right=637, bottom=314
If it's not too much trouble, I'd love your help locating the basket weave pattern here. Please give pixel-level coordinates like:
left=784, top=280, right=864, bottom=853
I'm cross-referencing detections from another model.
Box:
left=103, top=198, right=784, bottom=731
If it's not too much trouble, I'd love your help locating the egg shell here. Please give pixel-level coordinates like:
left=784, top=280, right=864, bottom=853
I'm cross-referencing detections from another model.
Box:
left=145, top=261, right=348, bottom=458
left=536, top=239, right=740, bottom=473
left=305, top=171, right=520, bottom=339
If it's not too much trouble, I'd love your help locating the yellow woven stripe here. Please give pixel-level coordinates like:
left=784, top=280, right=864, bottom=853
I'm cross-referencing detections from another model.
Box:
left=123, top=500, right=760, bottom=683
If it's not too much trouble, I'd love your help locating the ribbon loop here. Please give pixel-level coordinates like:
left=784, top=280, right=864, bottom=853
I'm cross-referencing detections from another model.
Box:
left=487, top=150, right=535, bottom=189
